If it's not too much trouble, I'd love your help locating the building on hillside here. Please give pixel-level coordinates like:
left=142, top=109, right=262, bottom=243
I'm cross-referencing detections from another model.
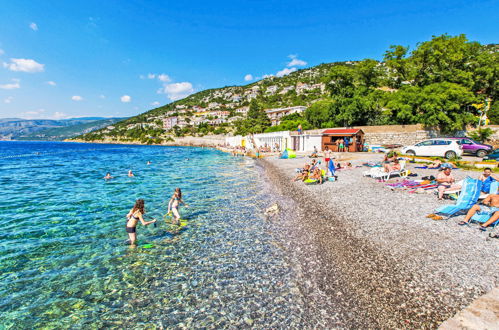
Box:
left=209, top=118, right=226, bottom=125
left=279, top=86, right=294, bottom=94
left=228, top=116, right=244, bottom=123
left=265, top=106, right=307, bottom=126
left=224, top=92, right=233, bottom=99
left=212, top=110, right=230, bottom=118
left=192, top=106, right=205, bottom=112
left=236, top=106, right=249, bottom=115
left=163, top=117, right=178, bottom=130
left=208, top=102, right=220, bottom=109
left=231, top=95, right=242, bottom=102
left=246, top=93, right=258, bottom=100
left=265, top=85, right=278, bottom=94
left=175, top=104, right=186, bottom=109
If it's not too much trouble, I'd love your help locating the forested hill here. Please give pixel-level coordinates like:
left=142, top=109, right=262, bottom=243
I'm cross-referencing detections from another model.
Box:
left=76, top=34, right=498, bottom=144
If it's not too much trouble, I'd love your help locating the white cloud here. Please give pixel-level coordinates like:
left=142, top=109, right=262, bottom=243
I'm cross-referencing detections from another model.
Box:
left=157, top=74, right=171, bottom=82
left=22, top=108, right=46, bottom=118
left=158, top=82, right=194, bottom=101
left=71, top=95, right=83, bottom=101
left=4, top=96, right=13, bottom=103
left=147, top=73, right=156, bottom=79
left=46, top=81, right=56, bottom=86
left=29, top=22, right=38, bottom=31
left=52, top=111, right=68, bottom=119
left=244, top=74, right=253, bottom=81
left=3, top=58, right=44, bottom=73
left=0, top=49, right=4, bottom=55
left=287, top=54, right=307, bottom=67
left=0, top=79, right=20, bottom=89
left=99, top=94, right=106, bottom=99
left=276, top=67, right=297, bottom=77
left=151, top=101, right=160, bottom=106
left=120, top=95, right=131, bottom=103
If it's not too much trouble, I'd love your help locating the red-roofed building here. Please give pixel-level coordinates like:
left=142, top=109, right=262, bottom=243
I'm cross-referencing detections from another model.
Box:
left=322, top=128, right=364, bottom=152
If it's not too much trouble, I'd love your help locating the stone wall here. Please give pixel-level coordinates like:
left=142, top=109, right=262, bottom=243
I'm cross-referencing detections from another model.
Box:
left=352, top=124, right=439, bottom=146
left=166, top=135, right=226, bottom=147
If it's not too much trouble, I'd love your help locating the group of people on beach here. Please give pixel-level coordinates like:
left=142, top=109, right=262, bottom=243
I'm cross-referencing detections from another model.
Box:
left=125, top=188, right=189, bottom=245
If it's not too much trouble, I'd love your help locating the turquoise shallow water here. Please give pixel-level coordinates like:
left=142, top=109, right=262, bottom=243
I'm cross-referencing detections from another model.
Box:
left=0, top=141, right=306, bottom=328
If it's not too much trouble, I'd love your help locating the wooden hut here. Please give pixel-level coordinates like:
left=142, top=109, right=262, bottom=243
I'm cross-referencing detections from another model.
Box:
left=321, top=128, right=365, bottom=152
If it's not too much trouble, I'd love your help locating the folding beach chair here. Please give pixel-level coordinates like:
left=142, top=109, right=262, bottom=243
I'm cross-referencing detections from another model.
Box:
left=478, top=180, right=499, bottom=200
left=469, top=213, right=499, bottom=228
left=435, top=177, right=483, bottom=218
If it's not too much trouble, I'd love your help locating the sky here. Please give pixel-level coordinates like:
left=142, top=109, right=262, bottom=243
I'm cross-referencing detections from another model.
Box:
left=0, top=0, right=497, bottom=120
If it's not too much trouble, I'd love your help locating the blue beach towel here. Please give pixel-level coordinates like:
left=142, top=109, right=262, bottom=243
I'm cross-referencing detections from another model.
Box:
left=328, top=159, right=335, bottom=176
left=435, top=177, right=482, bottom=217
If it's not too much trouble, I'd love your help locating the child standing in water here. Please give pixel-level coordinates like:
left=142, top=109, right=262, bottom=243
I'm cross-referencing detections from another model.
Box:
left=125, top=199, right=156, bottom=245
left=168, top=188, right=189, bottom=225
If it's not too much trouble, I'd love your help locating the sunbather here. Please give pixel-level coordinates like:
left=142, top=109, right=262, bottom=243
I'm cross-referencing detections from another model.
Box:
left=479, top=167, right=499, bottom=193
left=292, top=165, right=310, bottom=182
left=383, top=158, right=401, bottom=172
left=458, top=194, right=499, bottom=230
left=427, top=159, right=442, bottom=169
left=309, top=168, right=323, bottom=184
left=437, top=167, right=460, bottom=200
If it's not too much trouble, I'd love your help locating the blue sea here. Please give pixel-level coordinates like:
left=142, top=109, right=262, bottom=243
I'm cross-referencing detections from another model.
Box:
left=0, top=141, right=310, bottom=328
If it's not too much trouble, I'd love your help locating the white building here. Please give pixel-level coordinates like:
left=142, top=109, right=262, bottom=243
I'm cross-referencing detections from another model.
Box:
left=236, top=106, right=249, bottom=116
left=163, top=117, right=178, bottom=130
left=265, top=106, right=307, bottom=126
left=265, top=85, right=278, bottom=94
left=279, top=86, right=294, bottom=94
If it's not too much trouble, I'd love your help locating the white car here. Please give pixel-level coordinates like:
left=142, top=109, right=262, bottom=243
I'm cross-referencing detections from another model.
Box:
left=401, top=138, right=463, bottom=159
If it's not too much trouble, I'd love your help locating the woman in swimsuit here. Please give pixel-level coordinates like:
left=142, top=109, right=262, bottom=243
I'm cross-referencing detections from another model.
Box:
left=168, top=188, right=189, bottom=225
left=125, top=199, right=156, bottom=245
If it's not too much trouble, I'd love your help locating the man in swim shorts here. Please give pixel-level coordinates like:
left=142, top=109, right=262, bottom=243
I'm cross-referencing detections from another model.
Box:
left=459, top=194, right=499, bottom=230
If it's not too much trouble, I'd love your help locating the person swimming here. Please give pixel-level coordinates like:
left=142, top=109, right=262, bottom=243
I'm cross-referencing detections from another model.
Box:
left=147, top=161, right=152, bottom=165
left=128, top=170, right=134, bottom=177
left=125, top=199, right=156, bottom=245
left=167, top=188, right=189, bottom=226
left=104, top=172, right=113, bottom=180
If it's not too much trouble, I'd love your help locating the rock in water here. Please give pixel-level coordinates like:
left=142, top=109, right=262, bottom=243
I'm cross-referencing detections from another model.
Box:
left=264, top=203, right=279, bottom=217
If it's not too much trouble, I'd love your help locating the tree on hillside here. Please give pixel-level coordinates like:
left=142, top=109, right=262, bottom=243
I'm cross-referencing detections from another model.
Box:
left=234, top=100, right=271, bottom=135
left=386, top=82, right=477, bottom=132
left=410, top=34, right=481, bottom=88
left=383, top=45, right=411, bottom=88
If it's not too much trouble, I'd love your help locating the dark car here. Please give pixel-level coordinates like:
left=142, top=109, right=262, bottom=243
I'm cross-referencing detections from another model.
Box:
left=483, top=149, right=499, bottom=160
left=446, top=138, right=493, bottom=158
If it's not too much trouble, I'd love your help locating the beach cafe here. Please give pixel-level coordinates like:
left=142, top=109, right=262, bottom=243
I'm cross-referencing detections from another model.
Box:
left=321, top=128, right=365, bottom=152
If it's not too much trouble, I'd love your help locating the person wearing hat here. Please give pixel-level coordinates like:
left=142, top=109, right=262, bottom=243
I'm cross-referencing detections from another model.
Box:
left=436, top=165, right=460, bottom=200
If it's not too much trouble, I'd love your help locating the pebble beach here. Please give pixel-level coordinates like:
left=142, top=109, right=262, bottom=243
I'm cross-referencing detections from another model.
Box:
left=258, top=152, right=499, bottom=328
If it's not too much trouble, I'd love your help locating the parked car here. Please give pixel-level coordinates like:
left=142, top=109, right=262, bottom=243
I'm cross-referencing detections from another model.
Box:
left=445, top=138, right=493, bottom=157
left=401, top=138, right=463, bottom=159
left=483, top=149, right=499, bottom=160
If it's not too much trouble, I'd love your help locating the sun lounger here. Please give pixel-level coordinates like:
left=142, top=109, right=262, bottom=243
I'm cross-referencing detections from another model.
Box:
left=363, top=160, right=408, bottom=181
left=435, top=177, right=483, bottom=218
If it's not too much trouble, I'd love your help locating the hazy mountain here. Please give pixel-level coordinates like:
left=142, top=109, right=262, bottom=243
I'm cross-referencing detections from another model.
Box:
left=0, top=117, right=126, bottom=141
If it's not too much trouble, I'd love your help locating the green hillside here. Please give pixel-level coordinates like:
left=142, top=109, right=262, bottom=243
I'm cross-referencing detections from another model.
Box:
left=75, top=34, right=498, bottom=144
left=18, top=117, right=125, bottom=141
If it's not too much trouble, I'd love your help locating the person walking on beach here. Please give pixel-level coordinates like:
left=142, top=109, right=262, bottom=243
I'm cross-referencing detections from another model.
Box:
left=323, top=146, right=332, bottom=173
left=344, top=137, right=350, bottom=152
left=168, top=188, right=189, bottom=225
left=126, top=199, right=156, bottom=245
